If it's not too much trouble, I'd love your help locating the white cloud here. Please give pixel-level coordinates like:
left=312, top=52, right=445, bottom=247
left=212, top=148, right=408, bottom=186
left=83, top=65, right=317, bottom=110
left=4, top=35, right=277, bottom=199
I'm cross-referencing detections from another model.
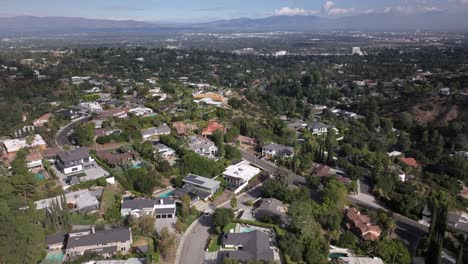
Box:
left=274, top=7, right=319, bottom=16
left=322, top=1, right=357, bottom=16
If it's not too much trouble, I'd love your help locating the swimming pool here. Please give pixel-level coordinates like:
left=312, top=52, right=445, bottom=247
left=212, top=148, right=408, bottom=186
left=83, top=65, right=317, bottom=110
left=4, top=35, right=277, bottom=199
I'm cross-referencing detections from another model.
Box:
left=329, top=253, right=348, bottom=259
left=132, top=163, right=143, bottom=169
left=158, top=190, right=174, bottom=198
left=35, top=172, right=46, bottom=181
left=239, top=227, right=254, bottom=233
left=45, top=251, right=64, bottom=263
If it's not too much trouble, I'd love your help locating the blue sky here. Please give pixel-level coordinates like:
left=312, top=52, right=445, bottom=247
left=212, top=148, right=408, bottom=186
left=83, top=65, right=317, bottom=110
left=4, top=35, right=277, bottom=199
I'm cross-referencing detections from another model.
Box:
left=0, top=0, right=467, bottom=22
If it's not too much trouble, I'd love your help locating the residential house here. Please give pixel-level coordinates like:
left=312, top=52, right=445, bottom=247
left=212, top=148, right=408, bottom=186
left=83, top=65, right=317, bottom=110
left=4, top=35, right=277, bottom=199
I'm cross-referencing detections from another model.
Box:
left=26, top=152, right=43, bottom=169
left=98, top=151, right=135, bottom=167
left=312, top=165, right=334, bottom=177
left=400, top=157, right=421, bottom=169
left=223, top=160, right=260, bottom=191
left=79, top=102, right=103, bottom=113
left=202, top=121, right=226, bottom=137
left=220, top=230, right=274, bottom=262
left=121, top=198, right=156, bottom=218
left=35, top=189, right=101, bottom=214
left=174, top=174, right=220, bottom=201
left=188, top=137, right=218, bottom=159
left=447, top=211, right=468, bottom=235
left=3, top=134, right=47, bottom=153
left=153, top=143, right=176, bottom=158
left=128, top=107, right=154, bottom=117
left=66, top=227, right=132, bottom=259
left=345, top=208, right=382, bottom=241
left=141, top=124, right=171, bottom=141
left=154, top=198, right=176, bottom=219
left=254, top=198, right=289, bottom=225
left=33, top=113, right=53, bottom=127
left=56, top=108, right=80, bottom=120
left=172, top=121, right=195, bottom=136
left=236, top=135, right=258, bottom=147
left=262, top=143, right=295, bottom=159
left=46, top=232, right=67, bottom=250
left=56, top=147, right=95, bottom=175
left=97, top=107, right=128, bottom=120
left=308, top=121, right=337, bottom=135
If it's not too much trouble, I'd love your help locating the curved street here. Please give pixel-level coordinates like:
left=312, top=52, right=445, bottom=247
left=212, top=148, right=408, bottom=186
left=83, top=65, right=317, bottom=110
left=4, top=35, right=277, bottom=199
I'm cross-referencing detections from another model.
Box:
left=55, top=115, right=91, bottom=149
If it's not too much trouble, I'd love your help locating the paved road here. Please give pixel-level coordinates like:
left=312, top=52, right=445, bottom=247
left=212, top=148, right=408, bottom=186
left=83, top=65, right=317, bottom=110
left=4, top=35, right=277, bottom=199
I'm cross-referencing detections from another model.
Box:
left=178, top=215, right=214, bottom=264
left=177, top=187, right=263, bottom=264
left=55, top=116, right=91, bottom=149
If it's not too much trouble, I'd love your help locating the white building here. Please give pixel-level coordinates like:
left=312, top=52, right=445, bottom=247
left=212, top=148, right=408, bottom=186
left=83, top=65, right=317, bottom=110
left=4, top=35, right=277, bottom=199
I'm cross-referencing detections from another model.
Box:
left=3, top=134, right=47, bottom=153
left=79, top=102, right=103, bottom=113
left=120, top=198, right=176, bottom=219
left=56, top=148, right=95, bottom=175
left=223, top=160, right=260, bottom=187
left=128, top=107, right=154, bottom=117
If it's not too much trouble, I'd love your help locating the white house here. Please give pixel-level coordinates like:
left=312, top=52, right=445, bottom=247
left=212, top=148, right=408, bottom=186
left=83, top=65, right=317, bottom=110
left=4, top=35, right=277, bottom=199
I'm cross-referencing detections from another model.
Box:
left=120, top=198, right=176, bottom=219
left=308, top=122, right=337, bottom=136
left=79, top=102, right=103, bottom=113
left=128, top=107, right=154, bottom=117
left=223, top=160, right=260, bottom=188
left=153, top=143, right=176, bottom=158
left=141, top=124, right=171, bottom=141
left=188, top=138, right=218, bottom=160
left=3, top=134, right=47, bottom=153
left=120, top=198, right=157, bottom=218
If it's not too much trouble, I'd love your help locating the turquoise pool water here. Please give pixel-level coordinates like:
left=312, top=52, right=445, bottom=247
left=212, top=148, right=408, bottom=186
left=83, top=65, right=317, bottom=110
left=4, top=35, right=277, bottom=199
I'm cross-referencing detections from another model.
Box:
left=158, top=190, right=174, bottom=198
left=132, top=163, right=143, bottom=169
left=45, top=251, right=64, bottom=263
left=35, top=172, right=46, bottom=181
left=329, top=253, right=348, bottom=259
left=239, top=227, right=254, bottom=233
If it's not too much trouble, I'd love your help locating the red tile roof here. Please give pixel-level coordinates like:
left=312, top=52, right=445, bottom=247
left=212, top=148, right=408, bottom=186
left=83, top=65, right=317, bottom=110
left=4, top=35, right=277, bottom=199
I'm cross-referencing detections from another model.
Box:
left=346, top=208, right=381, bottom=241
left=400, top=157, right=420, bottom=168
left=202, top=121, right=226, bottom=136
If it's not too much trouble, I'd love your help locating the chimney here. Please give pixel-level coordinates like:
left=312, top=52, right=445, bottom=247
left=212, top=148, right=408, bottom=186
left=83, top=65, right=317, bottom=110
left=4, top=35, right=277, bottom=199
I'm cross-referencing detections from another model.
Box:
left=160, top=199, right=163, bottom=205
left=91, top=226, right=95, bottom=234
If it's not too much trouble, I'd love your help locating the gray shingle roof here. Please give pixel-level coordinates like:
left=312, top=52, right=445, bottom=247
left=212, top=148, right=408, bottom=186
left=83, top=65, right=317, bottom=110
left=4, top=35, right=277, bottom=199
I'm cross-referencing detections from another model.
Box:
left=67, top=228, right=131, bottom=249
left=121, top=198, right=155, bottom=210
left=155, top=207, right=176, bottom=215
left=221, top=230, right=274, bottom=262
left=46, top=232, right=67, bottom=246
left=262, top=143, right=294, bottom=153
left=57, top=147, right=90, bottom=163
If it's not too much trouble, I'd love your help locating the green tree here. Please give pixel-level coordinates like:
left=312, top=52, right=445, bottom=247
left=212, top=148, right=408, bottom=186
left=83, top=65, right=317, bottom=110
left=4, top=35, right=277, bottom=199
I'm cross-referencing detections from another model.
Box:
left=230, top=197, right=237, bottom=209
left=213, top=208, right=234, bottom=228
left=74, top=122, right=96, bottom=146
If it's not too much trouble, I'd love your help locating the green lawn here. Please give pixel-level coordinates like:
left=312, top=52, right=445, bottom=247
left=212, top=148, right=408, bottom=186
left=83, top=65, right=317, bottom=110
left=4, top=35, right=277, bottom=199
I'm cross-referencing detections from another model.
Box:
left=207, top=235, right=221, bottom=252
left=222, top=222, right=236, bottom=234
left=100, top=185, right=121, bottom=215
left=70, top=213, right=98, bottom=225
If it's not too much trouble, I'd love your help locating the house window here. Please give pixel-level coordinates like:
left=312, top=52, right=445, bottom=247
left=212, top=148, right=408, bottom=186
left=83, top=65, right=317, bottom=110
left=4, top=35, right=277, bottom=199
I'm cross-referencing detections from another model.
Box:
left=72, top=167, right=78, bottom=172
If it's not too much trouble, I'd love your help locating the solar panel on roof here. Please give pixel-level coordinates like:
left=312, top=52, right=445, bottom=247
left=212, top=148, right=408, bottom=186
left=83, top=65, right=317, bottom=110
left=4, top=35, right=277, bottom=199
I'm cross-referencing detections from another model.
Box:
left=186, top=176, right=205, bottom=185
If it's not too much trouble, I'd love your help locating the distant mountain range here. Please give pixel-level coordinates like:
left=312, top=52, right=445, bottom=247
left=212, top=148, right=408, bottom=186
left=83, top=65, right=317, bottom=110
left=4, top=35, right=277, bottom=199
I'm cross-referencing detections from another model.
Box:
left=1, top=13, right=467, bottom=35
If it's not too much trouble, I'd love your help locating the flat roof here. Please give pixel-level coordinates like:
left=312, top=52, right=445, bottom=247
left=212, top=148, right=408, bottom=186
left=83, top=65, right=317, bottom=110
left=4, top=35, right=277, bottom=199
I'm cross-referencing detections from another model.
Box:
left=223, top=160, right=260, bottom=181
left=184, top=174, right=220, bottom=190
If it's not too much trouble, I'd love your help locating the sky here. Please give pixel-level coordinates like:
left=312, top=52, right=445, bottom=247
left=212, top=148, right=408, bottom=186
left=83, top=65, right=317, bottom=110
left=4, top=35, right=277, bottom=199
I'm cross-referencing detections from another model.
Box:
left=0, top=0, right=467, bottom=22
